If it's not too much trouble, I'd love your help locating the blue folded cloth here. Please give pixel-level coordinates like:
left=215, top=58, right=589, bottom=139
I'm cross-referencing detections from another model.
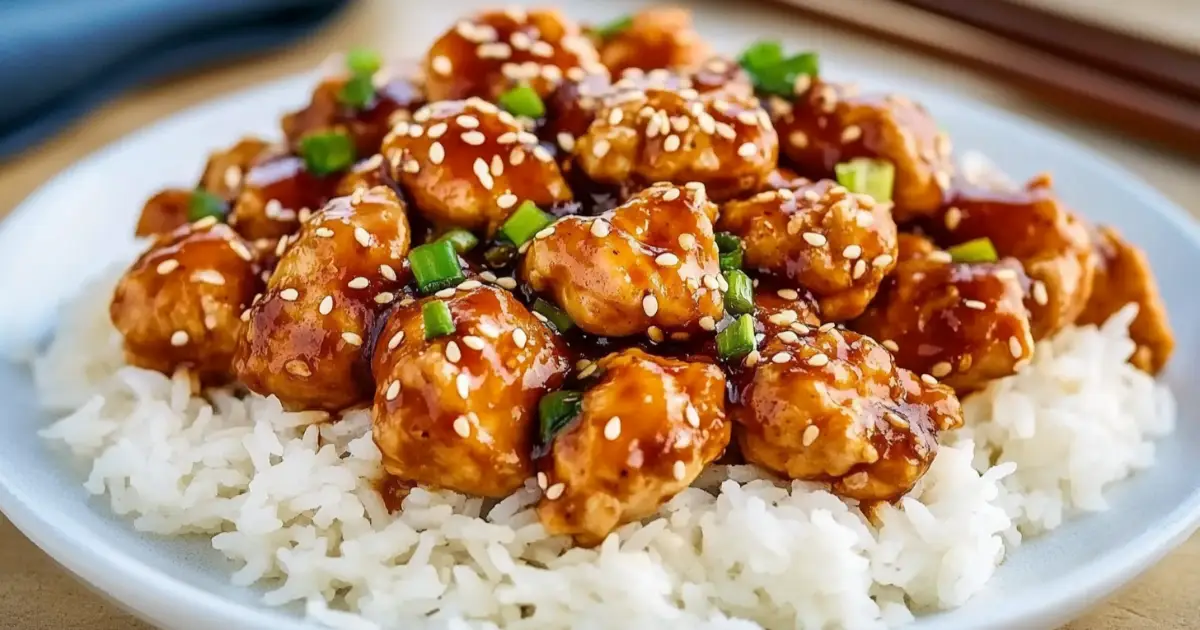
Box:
left=0, top=0, right=348, bottom=160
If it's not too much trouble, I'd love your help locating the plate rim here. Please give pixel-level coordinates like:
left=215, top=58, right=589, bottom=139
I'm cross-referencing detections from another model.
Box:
left=2, top=70, right=1199, bottom=630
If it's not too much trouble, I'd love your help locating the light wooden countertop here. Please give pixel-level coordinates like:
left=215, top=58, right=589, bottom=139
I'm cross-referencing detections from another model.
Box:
left=1, top=1, right=1196, bottom=628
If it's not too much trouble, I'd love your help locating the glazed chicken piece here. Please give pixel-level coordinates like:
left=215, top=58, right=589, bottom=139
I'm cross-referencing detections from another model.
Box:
left=774, top=81, right=952, bottom=222
left=199, top=137, right=273, bottom=202
left=422, top=8, right=603, bottom=102
left=111, top=218, right=262, bottom=383
left=593, top=7, right=712, bottom=75
left=754, top=285, right=822, bottom=337
left=927, top=174, right=1095, bottom=340
left=234, top=186, right=411, bottom=411
left=537, top=348, right=729, bottom=545
left=521, top=183, right=724, bottom=339
left=852, top=234, right=1035, bottom=391
left=282, top=70, right=424, bottom=158
left=135, top=189, right=195, bottom=238
left=1077, top=226, right=1174, bottom=373
left=732, top=326, right=962, bottom=502
left=718, top=179, right=899, bottom=321
left=382, top=98, right=573, bottom=235
left=574, top=84, right=778, bottom=201
left=335, top=153, right=397, bottom=197
left=372, top=285, right=570, bottom=497
left=228, top=151, right=343, bottom=241
left=134, top=138, right=274, bottom=238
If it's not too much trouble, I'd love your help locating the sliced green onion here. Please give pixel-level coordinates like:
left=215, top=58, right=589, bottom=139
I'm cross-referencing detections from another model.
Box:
left=723, top=270, right=755, bottom=315
left=946, top=238, right=998, bottom=264
left=422, top=300, right=456, bottom=339
left=187, top=189, right=227, bottom=222
left=594, top=15, right=632, bottom=40
left=499, top=201, right=554, bottom=246
left=717, top=314, right=757, bottom=361
left=539, top=390, right=584, bottom=445
left=738, top=39, right=819, bottom=97
left=409, top=240, right=465, bottom=293
left=299, top=131, right=356, bottom=176
left=498, top=83, right=546, bottom=119
left=439, top=229, right=479, bottom=254
left=483, top=243, right=516, bottom=268
left=338, top=74, right=376, bottom=108
left=835, top=158, right=895, bottom=203
left=345, top=48, right=382, bottom=77
left=533, top=298, right=573, bottom=332
left=715, top=232, right=744, bottom=271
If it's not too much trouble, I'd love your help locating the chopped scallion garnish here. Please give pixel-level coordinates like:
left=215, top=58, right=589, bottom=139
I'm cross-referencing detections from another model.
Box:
left=499, top=201, right=554, bottom=246
left=533, top=298, right=573, bottom=332
left=345, top=48, right=382, bottom=77
left=498, top=83, right=546, bottom=119
left=715, top=232, right=744, bottom=271
left=594, top=15, right=632, bottom=40
left=946, top=238, right=998, bottom=264
left=439, top=229, right=479, bottom=254
left=422, top=300, right=455, bottom=339
left=539, top=390, right=584, bottom=445
left=299, top=131, right=356, bottom=176
left=409, top=240, right=465, bottom=293
left=338, top=74, right=376, bottom=108
left=483, top=243, right=516, bottom=268
left=834, top=158, right=895, bottom=203
left=723, top=270, right=755, bottom=315
left=738, top=39, right=819, bottom=97
left=716, top=314, right=757, bottom=361
left=187, top=189, right=227, bottom=222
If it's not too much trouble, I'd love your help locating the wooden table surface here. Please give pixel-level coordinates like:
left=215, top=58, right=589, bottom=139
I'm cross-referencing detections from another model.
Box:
left=1, top=1, right=1197, bottom=628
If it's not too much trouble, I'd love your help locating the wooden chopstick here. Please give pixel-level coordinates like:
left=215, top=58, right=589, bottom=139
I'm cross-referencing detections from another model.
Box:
left=897, top=0, right=1200, bottom=102
left=759, top=0, right=1200, bottom=155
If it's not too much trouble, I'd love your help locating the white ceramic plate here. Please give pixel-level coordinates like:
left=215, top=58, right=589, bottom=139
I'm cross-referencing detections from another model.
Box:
left=2, top=7, right=1199, bottom=630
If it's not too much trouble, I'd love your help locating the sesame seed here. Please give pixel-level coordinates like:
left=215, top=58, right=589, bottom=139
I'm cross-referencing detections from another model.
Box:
left=1009, top=336, right=1023, bottom=358
left=642, top=294, right=659, bottom=317
left=802, top=232, right=827, bottom=247
left=426, top=142, right=446, bottom=166
left=802, top=424, right=820, bottom=446
left=531, top=41, right=554, bottom=58
left=777, top=288, right=800, bottom=300
left=663, top=134, right=681, bottom=152
left=843, top=245, right=863, bottom=259
left=928, top=251, right=953, bottom=264
left=778, top=331, right=800, bottom=344
left=677, top=233, right=696, bottom=250
left=170, top=330, right=189, bottom=347
left=931, top=361, right=953, bottom=377
left=670, top=460, right=686, bottom=481
left=655, top=253, right=680, bottom=267
left=490, top=155, right=504, bottom=176
left=497, top=277, right=518, bottom=289
left=154, top=258, right=180, bottom=275
left=882, top=339, right=900, bottom=352
left=807, top=353, right=830, bottom=367
left=315, top=226, right=335, bottom=238
left=699, top=316, right=716, bottom=331
left=425, top=123, right=447, bottom=140
left=456, top=115, right=480, bottom=129
left=435, top=287, right=456, bottom=298
left=647, top=326, right=665, bottom=343
left=456, top=373, right=470, bottom=398
left=432, top=55, right=452, bottom=75
left=768, top=309, right=798, bottom=326
left=873, top=254, right=894, bottom=268
left=1032, top=281, right=1049, bottom=306
left=944, top=207, right=962, bottom=230
left=462, top=335, right=485, bottom=351
left=453, top=416, right=471, bottom=438
left=737, top=142, right=757, bottom=158
left=408, top=125, right=424, bottom=138
left=771, top=352, right=791, bottom=364
left=995, top=268, right=1019, bottom=281
left=342, top=332, right=363, bottom=346
left=379, top=264, right=397, bottom=281
left=841, top=125, right=863, bottom=143
left=374, top=292, right=395, bottom=304
left=663, top=188, right=681, bottom=202
left=545, top=482, right=565, bottom=499
left=591, top=139, right=610, bottom=159
left=509, top=147, right=526, bottom=165
left=852, top=259, right=868, bottom=280
left=402, top=159, right=420, bottom=174
left=445, top=341, right=462, bottom=363
left=535, top=226, right=555, bottom=239
left=963, top=299, right=986, bottom=310
left=920, top=373, right=938, bottom=386
left=280, top=288, right=299, bottom=301
left=590, top=219, right=611, bottom=238
left=536, top=471, right=548, bottom=489
left=382, top=380, right=401, bottom=401
left=354, top=227, right=371, bottom=247
left=886, top=412, right=910, bottom=430
left=318, top=295, right=334, bottom=314
left=844, top=472, right=868, bottom=490
left=702, top=275, right=720, bottom=290
left=511, top=328, right=528, bottom=349
left=743, top=350, right=761, bottom=367
left=601, top=416, right=622, bottom=441
left=533, top=145, right=553, bottom=163
left=387, top=331, right=405, bottom=350
left=684, top=405, right=701, bottom=428
left=716, top=274, right=729, bottom=292
left=342, top=276, right=367, bottom=290
left=819, top=322, right=836, bottom=332
left=608, top=108, right=624, bottom=125
left=477, top=42, right=512, bottom=59
left=792, top=323, right=811, bottom=334
left=935, top=171, right=952, bottom=190
left=716, top=123, right=737, bottom=140
left=229, top=240, right=254, bottom=262
left=789, top=130, right=809, bottom=148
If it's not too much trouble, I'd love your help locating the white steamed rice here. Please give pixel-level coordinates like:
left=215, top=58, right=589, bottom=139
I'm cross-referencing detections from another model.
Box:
left=32, top=267, right=1175, bottom=629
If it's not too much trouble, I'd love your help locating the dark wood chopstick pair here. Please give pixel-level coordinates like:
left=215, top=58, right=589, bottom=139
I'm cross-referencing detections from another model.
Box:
left=762, top=0, right=1200, bottom=155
